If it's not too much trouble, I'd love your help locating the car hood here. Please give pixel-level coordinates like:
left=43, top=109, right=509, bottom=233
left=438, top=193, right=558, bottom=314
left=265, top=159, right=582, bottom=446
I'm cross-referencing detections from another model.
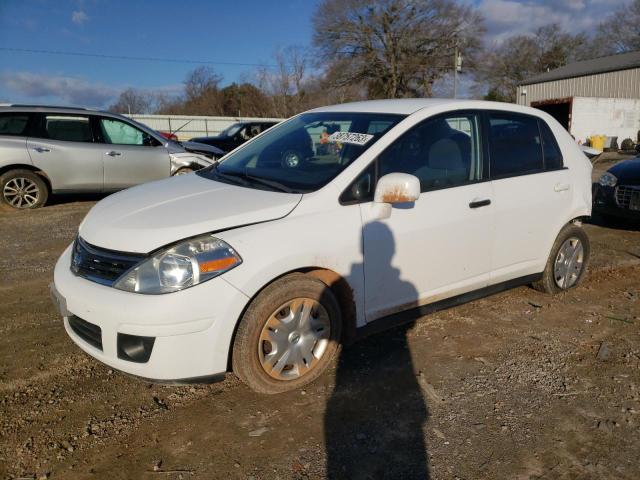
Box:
left=79, top=174, right=302, bottom=253
left=609, top=158, right=640, bottom=185
left=182, top=141, right=225, bottom=157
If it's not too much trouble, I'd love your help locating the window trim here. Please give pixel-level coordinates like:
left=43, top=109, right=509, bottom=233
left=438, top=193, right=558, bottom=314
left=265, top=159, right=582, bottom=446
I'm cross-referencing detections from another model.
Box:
left=340, top=109, right=486, bottom=205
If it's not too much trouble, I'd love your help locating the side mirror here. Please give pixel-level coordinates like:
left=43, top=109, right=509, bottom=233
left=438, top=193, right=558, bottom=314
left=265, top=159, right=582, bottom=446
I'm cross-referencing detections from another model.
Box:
left=374, top=173, right=420, bottom=204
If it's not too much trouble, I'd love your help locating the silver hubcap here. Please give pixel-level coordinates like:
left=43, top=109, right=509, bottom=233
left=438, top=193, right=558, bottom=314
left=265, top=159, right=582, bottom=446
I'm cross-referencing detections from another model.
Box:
left=3, top=177, right=39, bottom=208
left=554, top=237, right=584, bottom=289
left=258, top=298, right=331, bottom=381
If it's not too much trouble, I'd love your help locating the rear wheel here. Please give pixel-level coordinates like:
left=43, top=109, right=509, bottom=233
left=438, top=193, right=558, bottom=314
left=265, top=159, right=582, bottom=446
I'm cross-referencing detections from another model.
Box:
left=533, top=223, right=590, bottom=294
left=0, top=169, right=48, bottom=209
left=232, top=273, right=342, bottom=394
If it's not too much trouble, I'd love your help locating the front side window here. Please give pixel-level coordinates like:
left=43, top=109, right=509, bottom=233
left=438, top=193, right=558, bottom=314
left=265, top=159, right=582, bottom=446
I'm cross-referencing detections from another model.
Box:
left=43, top=115, right=93, bottom=142
left=0, top=113, right=30, bottom=136
left=341, top=112, right=483, bottom=203
left=379, top=113, right=482, bottom=191
left=489, top=112, right=543, bottom=178
left=99, top=118, right=155, bottom=146
left=198, top=112, right=404, bottom=193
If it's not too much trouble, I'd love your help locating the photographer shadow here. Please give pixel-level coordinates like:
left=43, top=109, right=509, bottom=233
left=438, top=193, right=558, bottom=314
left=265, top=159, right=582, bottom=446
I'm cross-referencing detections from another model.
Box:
left=325, top=221, right=430, bottom=479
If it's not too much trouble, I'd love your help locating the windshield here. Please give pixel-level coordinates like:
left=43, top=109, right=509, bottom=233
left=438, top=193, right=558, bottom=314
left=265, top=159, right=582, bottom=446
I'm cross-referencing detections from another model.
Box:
left=198, top=112, right=404, bottom=193
left=220, top=123, right=243, bottom=137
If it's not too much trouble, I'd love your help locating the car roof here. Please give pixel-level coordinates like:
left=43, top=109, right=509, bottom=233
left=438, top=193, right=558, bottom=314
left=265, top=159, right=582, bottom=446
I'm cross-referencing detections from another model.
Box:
left=0, top=105, right=115, bottom=116
left=308, top=98, right=544, bottom=116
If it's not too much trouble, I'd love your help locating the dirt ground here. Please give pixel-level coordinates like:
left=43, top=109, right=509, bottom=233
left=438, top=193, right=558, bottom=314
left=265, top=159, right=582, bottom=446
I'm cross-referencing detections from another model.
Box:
left=1, top=159, right=639, bottom=480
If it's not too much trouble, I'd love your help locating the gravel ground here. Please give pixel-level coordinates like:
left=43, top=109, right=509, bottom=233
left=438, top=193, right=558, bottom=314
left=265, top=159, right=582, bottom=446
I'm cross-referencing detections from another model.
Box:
left=0, top=163, right=639, bottom=479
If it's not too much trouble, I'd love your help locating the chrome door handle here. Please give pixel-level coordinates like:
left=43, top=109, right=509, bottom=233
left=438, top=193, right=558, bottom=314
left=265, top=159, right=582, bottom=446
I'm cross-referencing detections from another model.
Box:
left=554, top=183, right=570, bottom=192
left=106, top=151, right=121, bottom=157
left=32, top=146, right=50, bottom=153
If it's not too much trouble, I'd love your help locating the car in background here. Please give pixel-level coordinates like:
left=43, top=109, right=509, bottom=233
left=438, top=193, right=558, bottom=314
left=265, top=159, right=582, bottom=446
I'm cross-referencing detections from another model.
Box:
left=158, top=130, right=178, bottom=141
left=190, top=120, right=279, bottom=153
left=0, top=105, right=218, bottom=209
left=593, top=156, right=640, bottom=222
left=51, top=99, right=592, bottom=393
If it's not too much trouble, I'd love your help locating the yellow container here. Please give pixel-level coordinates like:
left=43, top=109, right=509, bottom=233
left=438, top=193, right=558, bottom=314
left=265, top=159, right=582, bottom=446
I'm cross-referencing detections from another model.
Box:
left=589, top=135, right=606, bottom=151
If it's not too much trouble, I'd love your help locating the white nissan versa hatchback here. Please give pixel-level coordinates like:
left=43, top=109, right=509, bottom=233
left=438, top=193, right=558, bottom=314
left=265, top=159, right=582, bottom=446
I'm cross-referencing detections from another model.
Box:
left=51, top=99, right=592, bottom=393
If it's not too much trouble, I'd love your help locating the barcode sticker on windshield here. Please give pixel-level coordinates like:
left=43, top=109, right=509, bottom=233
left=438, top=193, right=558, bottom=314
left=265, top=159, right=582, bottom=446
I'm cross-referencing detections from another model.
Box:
left=328, top=131, right=374, bottom=146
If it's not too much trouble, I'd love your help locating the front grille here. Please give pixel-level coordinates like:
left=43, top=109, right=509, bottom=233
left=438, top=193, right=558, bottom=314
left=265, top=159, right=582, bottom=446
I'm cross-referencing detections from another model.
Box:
left=68, top=316, right=103, bottom=350
left=71, top=237, right=144, bottom=286
left=615, top=185, right=640, bottom=209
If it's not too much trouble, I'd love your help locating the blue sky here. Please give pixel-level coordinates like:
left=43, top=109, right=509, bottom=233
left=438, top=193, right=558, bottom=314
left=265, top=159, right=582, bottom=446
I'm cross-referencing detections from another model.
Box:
left=0, top=0, right=622, bottom=107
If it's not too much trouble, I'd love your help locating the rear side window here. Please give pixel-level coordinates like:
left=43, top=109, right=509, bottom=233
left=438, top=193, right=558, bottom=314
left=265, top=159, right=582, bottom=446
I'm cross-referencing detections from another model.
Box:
left=44, top=115, right=93, bottom=142
left=0, top=113, right=30, bottom=136
left=539, top=120, right=563, bottom=170
left=488, top=113, right=543, bottom=178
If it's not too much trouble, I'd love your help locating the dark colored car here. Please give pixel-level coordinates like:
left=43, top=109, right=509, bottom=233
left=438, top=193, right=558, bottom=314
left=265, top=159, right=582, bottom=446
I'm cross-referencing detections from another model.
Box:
left=190, top=121, right=279, bottom=153
left=592, top=157, right=640, bottom=221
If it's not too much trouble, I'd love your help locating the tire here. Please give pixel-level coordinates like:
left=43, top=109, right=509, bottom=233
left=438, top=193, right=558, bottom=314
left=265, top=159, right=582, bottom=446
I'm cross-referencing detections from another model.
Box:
left=533, top=223, right=590, bottom=294
left=0, top=169, right=49, bottom=209
left=232, top=273, right=342, bottom=394
left=173, top=167, right=194, bottom=176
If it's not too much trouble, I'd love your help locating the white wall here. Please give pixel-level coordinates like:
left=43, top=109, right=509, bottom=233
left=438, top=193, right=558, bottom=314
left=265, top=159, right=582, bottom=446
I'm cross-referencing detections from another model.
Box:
left=571, top=97, right=640, bottom=144
left=126, top=115, right=284, bottom=140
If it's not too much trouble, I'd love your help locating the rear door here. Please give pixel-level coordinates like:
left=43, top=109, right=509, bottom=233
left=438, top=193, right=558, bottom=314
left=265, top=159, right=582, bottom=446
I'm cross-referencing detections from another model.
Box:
left=95, top=116, right=170, bottom=189
left=487, top=111, right=572, bottom=284
left=27, top=113, right=104, bottom=191
left=0, top=112, right=34, bottom=167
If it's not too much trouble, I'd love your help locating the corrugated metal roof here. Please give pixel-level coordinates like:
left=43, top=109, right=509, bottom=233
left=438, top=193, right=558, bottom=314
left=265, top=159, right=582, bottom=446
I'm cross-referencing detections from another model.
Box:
left=520, top=50, right=640, bottom=85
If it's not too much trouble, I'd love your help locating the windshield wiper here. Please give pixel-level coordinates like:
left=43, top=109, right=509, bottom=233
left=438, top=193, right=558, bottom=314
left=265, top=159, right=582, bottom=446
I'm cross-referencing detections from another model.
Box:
left=242, top=173, right=297, bottom=193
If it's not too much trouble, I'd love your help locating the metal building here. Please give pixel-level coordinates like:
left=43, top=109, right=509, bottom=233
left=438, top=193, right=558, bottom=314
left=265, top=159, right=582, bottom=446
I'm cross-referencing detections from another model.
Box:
left=516, top=51, right=640, bottom=144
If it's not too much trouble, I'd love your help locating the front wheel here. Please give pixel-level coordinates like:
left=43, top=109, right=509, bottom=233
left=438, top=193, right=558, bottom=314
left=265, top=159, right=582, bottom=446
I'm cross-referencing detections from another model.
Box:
left=533, top=223, right=590, bottom=294
left=232, top=273, right=342, bottom=394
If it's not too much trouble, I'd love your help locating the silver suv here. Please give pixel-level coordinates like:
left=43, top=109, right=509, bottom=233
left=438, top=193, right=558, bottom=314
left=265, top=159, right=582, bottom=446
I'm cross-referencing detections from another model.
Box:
left=0, top=105, right=218, bottom=209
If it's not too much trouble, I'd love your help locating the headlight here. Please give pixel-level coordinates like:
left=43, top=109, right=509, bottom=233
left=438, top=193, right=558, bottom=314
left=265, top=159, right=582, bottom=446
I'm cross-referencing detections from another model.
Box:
left=113, top=234, right=241, bottom=294
left=598, top=172, right=617, bottom=187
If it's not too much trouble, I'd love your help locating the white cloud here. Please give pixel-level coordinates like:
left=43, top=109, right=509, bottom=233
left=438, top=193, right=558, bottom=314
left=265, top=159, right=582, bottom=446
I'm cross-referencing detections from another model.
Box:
left=71, top=10, right=89, bottom=25
left=478, top=0, right=609, bottom=44
left=0, top=72, right=117, bottom=107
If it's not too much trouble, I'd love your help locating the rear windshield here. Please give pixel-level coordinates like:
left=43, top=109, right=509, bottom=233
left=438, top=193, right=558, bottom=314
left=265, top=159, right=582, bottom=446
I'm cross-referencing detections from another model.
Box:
left=198, top=112, right=404, bottom=193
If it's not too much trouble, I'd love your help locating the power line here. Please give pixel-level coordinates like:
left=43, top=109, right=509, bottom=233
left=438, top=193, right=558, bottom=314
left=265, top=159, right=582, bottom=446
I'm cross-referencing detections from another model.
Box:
left=0, top=47, right=279, bottom=69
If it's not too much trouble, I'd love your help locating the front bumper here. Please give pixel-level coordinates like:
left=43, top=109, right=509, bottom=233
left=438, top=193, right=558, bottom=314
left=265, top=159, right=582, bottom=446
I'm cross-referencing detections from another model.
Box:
left=592, top=183, right=640, bottom=221
left=53, top=244, right=250, bottom=381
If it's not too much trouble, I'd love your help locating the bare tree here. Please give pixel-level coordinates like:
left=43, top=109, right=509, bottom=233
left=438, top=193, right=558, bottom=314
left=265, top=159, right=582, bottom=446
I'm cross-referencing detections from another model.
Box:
left=475, top=24, right=594, bottom=102
left=256, top=46, right=311, bottom=117
left=180, top=67, right=224, bottom=115
left=108, top=88, right=152, bottom=114
left=596, top=0, right=640, bottom=53
left=312, top=0, right=484, bottom=99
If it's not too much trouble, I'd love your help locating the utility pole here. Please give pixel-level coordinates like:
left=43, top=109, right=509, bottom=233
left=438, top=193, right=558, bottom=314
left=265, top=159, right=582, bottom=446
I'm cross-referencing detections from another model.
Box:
left=453, top=47, right=462, bottom=99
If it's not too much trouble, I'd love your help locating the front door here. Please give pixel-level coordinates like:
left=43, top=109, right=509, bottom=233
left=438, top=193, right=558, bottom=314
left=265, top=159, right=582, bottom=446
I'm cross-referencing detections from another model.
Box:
left=360, top=111, right=494, bottom=322
left=95, top=116, right=170, bottom=190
